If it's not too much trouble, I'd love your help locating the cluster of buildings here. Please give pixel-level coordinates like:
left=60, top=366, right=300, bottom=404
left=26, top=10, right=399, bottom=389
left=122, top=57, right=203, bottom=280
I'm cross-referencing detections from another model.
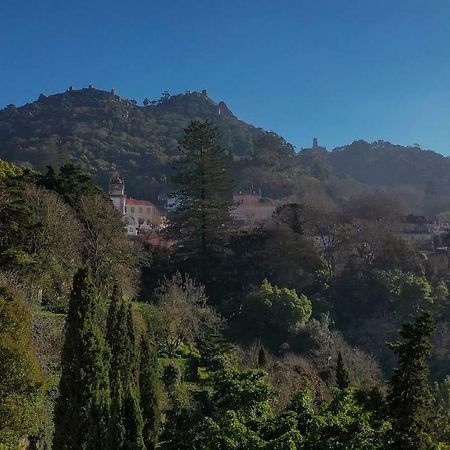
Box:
left=108, top=172, right=450, bottom=277
left=108, top=171, right=284, bottom=236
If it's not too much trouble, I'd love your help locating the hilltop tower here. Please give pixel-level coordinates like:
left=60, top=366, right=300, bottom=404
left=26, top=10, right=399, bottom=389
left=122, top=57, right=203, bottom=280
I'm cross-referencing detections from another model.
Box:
left=302, top=138, right=326, bottom=153
left=109, top=174, right=126, bottom=214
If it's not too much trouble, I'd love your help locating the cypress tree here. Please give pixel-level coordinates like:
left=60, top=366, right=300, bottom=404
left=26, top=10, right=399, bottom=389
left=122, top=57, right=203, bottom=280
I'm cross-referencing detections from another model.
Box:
left=387, top=311, right=435, bottom=450
left=168, top=120, right=232, bottom=279
left=106, top=288, right=145, bottom=450
left=139, top=335, right=161, bottom=450
left=53, top=267, right=110, bottom=450
left=336, top=351, right=350, bottom=390
left=257, top=346, right=268, bottom=369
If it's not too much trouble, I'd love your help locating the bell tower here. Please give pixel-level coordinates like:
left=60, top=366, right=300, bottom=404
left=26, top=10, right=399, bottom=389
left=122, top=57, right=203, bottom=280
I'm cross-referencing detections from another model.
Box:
left=109, top=174, right=126, bottom=214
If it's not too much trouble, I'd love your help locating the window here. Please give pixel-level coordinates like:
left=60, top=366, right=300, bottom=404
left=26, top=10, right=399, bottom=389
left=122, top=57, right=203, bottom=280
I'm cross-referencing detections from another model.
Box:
left=130, top=207, right=135, bottom=213
left=147, top=207, right=152, bottom=214
left=138, top=207, right=143, bottom=214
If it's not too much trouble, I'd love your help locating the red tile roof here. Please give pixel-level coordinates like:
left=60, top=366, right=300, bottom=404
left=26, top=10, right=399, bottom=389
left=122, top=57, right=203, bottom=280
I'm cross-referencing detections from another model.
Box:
left=126, top=198, right=154, bottom=207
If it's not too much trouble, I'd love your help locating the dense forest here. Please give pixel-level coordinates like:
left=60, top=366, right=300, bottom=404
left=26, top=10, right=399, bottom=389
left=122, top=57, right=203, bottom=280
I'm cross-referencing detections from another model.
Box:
left=2, top=116, right=450, bottom=449
left=3, top=87, right=450, bottom=215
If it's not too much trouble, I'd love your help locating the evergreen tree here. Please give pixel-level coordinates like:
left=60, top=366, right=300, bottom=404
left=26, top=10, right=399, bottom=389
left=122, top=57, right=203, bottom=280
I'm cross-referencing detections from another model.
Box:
left=139, top=335, right=161, bottom=450
left=336, top=351, right=350, bottom=390
left=257, top=346, right=268, bottom=369
left=53, top=267, right=110, bottom=450
left=168, top=120, right=232, bottom=279
left=106, top=287, right=145, bottom=450
left=387, top=311, right=435, bottom=450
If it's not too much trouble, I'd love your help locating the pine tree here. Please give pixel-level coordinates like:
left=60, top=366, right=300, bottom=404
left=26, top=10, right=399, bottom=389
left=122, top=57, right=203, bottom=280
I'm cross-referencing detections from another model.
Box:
left=387, top=311, right=435, bottom=450
left=169, top=120, right=232, bottom=278
left=139, top=335, right=161, bottom=450
left=106, top=288, right=145, bottom=450
left=53, top=267, right=110, bottom=450
left=336, top=351, right=350, bottom=390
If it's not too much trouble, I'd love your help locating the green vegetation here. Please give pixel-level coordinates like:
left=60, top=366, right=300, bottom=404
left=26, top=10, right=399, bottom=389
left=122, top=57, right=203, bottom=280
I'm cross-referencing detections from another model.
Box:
left=53, top=267, right=110, bottom=450
left=387, top=312, right=435, bottom=449
left=3, top=88, right=450, bottom=215
left=168, top=120, right=232, bottom=281
left=3, top=115, right=450, bottom=449
left=0, top=285, right=45, bottom=448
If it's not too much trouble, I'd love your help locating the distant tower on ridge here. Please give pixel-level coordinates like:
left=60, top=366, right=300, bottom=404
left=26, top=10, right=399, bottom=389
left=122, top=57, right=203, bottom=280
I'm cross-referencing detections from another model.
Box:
left=302, top=137, right=326, bottom=153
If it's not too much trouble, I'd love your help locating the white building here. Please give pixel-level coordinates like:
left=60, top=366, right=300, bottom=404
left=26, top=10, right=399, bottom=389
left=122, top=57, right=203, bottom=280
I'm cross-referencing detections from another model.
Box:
left=108, top=175, right=162, bottom=235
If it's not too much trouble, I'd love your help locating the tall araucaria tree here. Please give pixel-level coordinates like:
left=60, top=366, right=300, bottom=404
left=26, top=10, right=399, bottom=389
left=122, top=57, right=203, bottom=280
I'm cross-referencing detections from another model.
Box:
left=53, top=267, right=110, bottom=450
left=106, top=286, right=145, bottom=450
left=387, top=311, right=435, bottom=450
left=168, top=120, right=232, bottom=279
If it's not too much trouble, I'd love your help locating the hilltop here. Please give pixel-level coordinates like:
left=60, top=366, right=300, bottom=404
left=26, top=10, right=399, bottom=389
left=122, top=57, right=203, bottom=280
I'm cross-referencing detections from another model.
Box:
left=298, top=139, right=450, bottom=214
left=0, top=87, right=299, bottom=201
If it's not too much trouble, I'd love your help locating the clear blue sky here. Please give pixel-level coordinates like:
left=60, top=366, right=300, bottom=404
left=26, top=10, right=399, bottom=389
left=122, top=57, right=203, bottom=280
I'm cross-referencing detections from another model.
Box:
left=2, top=0, right=450, bottom=153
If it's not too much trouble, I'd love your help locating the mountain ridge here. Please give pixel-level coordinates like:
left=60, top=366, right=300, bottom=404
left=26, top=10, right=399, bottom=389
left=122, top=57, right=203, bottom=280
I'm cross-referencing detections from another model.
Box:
left=2, top=87, right=450, bottom=214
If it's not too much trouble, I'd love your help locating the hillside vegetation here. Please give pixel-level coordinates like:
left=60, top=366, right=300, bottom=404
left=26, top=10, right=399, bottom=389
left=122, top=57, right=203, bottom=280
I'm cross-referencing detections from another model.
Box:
left=3, top=87, right=450, bottom=215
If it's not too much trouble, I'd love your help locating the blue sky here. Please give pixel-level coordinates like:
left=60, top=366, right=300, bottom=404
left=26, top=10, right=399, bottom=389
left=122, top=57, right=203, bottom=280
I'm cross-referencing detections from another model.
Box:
left=2, top=0, right=450, bottom=153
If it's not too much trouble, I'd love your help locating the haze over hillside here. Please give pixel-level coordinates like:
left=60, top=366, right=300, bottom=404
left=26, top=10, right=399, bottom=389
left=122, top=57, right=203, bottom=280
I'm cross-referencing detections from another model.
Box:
left=2, top=86, right=450, bottom=214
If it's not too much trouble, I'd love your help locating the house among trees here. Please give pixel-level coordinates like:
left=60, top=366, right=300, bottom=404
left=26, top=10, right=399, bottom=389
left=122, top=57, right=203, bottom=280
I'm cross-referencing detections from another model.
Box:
left=231, top=191, right=277, bottom=228
left=108, top=174, right=162, bottom=235
left=399, top=214, right=433, bottom=246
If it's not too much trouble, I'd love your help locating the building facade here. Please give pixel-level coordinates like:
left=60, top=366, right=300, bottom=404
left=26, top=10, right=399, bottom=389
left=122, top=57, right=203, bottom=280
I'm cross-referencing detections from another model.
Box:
left=108, top=175, right=162, bottom=235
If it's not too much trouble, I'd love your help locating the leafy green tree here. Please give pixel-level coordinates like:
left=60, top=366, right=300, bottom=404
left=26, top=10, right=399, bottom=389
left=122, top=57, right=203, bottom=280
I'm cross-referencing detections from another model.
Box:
left=431, top=376, right=450, bottom=445
left=166, top=368, right=302, bottom=449
left=336, top=351, right=350, bottom=390
left=153, top=273, right=222, bottom=357
left=168, top=120, right=232, bottom=280
left=234, top=279, right=312, bottom=346
left=106, top=287, right=145, bottom=450
left=308, top=389, right=389, bottom=450
left=287, top=385, right=390, bottom=450
left=0, top=173, right=40, bottom=272
left=139, top=335, right=161, bottom=450
left=387, top=311, right=435, bottom=450
left=432, top=280, right=449, bottom=318
left=261, top=224, right=324, bottom=293
left=53, top=267, right=110, bottom=450
left=38, top=164, right=104, bottom=210
left=0, top=284, right=45, bottom=448
left=398, top=275, right=433, bottom=318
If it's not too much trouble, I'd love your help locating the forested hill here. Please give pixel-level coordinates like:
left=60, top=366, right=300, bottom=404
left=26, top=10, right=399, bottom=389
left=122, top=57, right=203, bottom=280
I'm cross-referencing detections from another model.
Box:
left=329, top=140, right=450, bottom=191
left=298, top=139, right=450, bottom=214
left=2, top=87, right=450, bottom=213
left=0, top=87, right=298, bottom=201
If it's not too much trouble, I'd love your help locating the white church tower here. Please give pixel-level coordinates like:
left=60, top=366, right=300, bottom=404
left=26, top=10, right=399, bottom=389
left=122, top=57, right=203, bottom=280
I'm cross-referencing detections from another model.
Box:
left=108, top=174, right=126, bottom=215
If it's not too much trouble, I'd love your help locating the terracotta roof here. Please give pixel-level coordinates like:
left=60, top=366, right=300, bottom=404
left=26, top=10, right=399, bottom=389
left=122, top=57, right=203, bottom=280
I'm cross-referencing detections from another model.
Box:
left=126, top=198, right=154, bottom=207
